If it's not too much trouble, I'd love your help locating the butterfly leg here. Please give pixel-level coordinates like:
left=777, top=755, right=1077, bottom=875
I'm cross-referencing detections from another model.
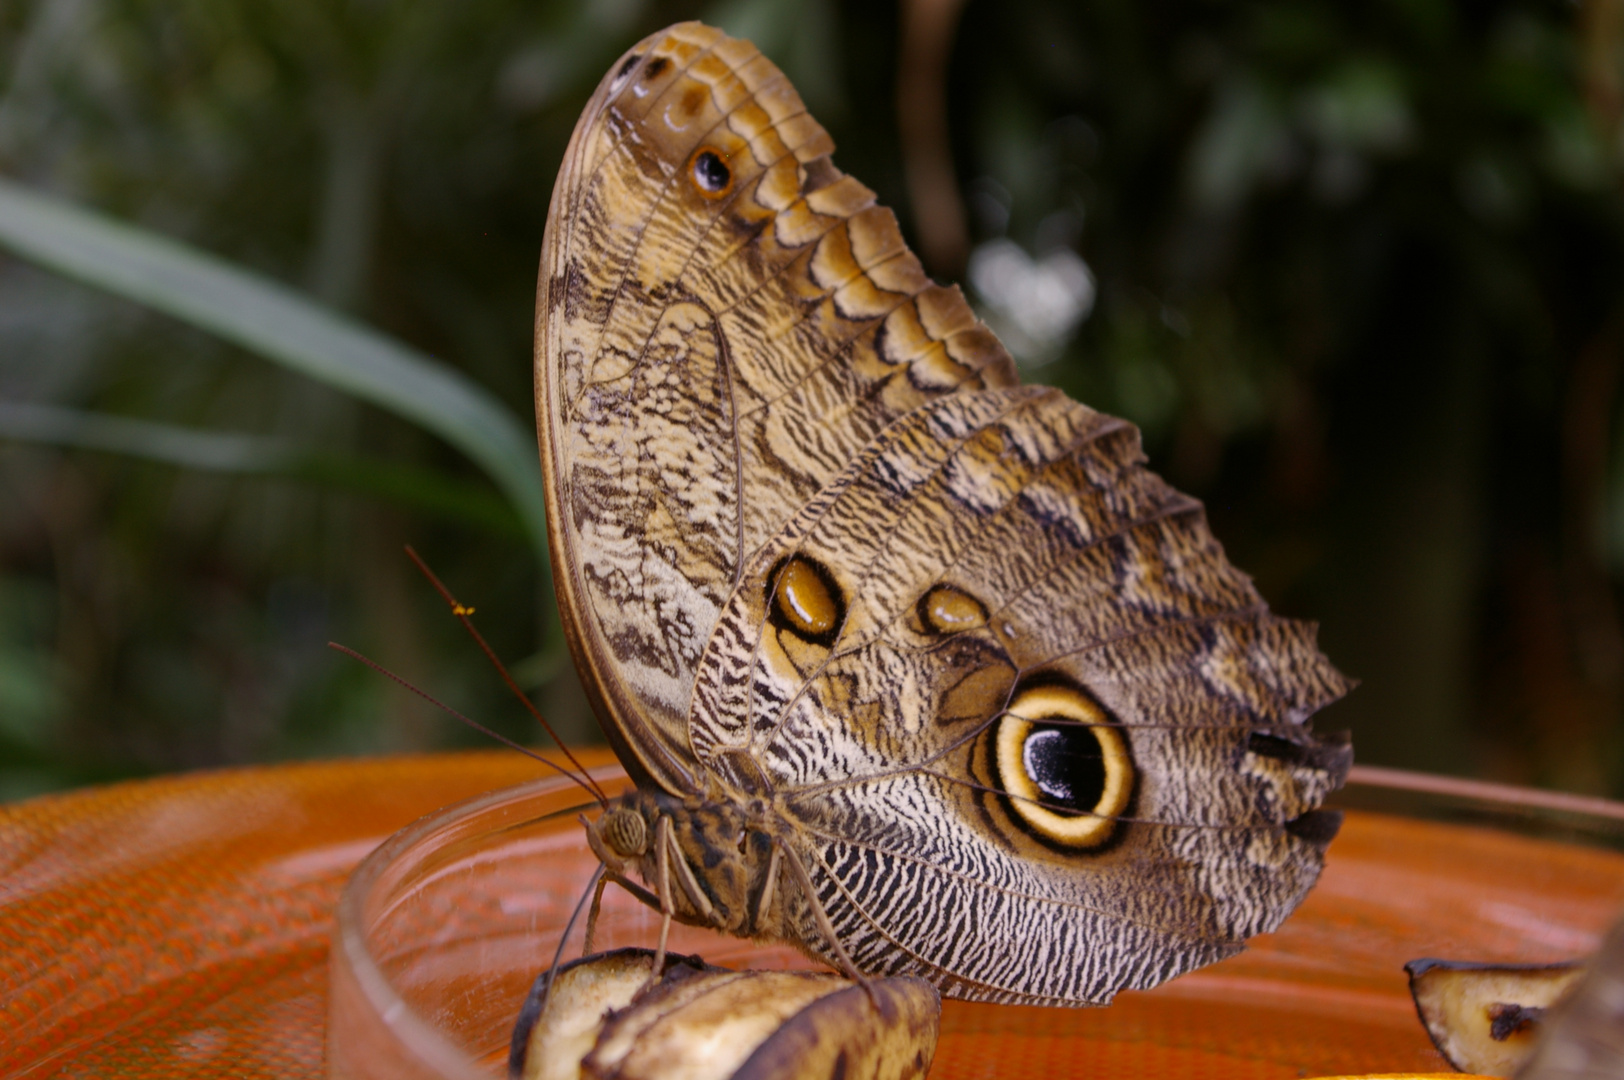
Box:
left=662, top=818, right=717, bottom=924
left=756, top=842, right=781, bottom=924
left=776, top=839, right=878, bottom=1005
left=646, top=815, right=727, bottom=987
left=650, top=815, right=675, bottom=980
left=582, top=874, right=608, bottom=957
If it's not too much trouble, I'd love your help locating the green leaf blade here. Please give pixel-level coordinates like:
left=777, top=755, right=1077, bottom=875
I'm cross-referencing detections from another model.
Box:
left=0, top=177, right=548, bottom=561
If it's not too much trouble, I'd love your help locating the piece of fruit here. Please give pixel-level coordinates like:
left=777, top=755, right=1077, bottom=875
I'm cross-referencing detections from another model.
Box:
left=509, top=949, right=939, bottom=1080
left=1405, top=958, right=1583, bottom=1076
left=1516, top=915, right=1624, bottom=1079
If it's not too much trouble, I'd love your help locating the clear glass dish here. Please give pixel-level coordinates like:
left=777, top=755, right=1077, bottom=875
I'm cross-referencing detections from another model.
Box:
left=328, top=763, right=1624, bottom=1080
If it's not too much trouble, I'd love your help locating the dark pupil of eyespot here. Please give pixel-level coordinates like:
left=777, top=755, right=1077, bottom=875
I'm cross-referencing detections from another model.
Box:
left=694, top=151, right=730, bottom=192
left=1022, top=726, right=1106, bottom=812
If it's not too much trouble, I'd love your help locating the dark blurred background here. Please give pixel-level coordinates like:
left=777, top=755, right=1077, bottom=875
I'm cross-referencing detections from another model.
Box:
left=1, top=0, right=1621, bottom=800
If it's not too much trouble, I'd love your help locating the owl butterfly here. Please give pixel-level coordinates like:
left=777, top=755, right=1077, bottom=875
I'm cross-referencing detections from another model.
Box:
left=536, top=21, right=1352, bottom=1006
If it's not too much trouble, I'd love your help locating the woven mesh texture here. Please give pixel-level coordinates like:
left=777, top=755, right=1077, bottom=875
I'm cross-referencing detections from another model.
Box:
left=4, top=751, right=1622, bottom=1079
left=2, top=751, right=551, bottom=1079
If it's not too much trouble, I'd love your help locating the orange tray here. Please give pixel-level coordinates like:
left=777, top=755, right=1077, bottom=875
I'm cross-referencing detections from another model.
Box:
left=4, top=750, right=1622, bottom=1079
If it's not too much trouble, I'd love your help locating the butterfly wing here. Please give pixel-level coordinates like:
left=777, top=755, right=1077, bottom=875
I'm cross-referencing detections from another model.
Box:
left=538, top=22, right=1352, bottom=1004
left=688, top=388, right=1351, bottom=1004
left=537, top=23, right=1013, bottom=792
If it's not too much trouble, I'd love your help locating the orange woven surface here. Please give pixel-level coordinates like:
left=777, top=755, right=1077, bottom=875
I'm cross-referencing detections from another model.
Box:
left=4, top=752, right=1622, bottom=1080
left=1, top=751, right=569, bottom=1080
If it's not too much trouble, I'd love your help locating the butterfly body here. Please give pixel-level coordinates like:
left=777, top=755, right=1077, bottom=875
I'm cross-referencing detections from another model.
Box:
left=540, top=22, right=1352, bottom=1006
left=586, top=790, right=793, bottom=938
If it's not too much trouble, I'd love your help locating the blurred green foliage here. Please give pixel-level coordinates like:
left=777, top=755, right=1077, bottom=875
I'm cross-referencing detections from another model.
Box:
left=952, top=0, right=1624, bottom=795
left=1, top=0, right=1622, bottom=799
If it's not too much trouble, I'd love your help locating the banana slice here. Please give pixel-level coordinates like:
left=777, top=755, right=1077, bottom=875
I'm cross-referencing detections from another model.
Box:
left=509, top=949, right=939, bottom=1080
left=1405, top=958, right=1584, bottom=1076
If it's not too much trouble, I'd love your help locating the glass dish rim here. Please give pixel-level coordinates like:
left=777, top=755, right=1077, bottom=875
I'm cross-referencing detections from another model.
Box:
left=330, top=761, right=1624, bottom=1078
left=333, top=764, right=615, bottom=1079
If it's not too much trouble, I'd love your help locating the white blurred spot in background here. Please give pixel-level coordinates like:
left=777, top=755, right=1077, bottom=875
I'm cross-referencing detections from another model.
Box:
left=967, top=238, right=1095, bottom=368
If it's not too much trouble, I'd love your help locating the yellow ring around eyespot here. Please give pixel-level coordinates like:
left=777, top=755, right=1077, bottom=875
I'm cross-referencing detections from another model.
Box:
left=995, top=685, right=1132, bottom=848
left=773, top=557, right=838, bottom=638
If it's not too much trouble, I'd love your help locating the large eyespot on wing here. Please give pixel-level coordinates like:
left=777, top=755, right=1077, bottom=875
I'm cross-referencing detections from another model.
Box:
left=992, top=683, right=1134, bottom=850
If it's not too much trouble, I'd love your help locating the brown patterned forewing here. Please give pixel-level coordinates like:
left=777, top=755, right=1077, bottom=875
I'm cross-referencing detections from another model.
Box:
left=538, top=23, right=1014, bottom=790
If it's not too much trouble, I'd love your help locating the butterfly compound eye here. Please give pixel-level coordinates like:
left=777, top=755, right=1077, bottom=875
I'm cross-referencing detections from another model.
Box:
left=995, top=685, right=1133, bottom=849
left=601, top=806, right=648, bottom=857
left=689, top=148, right=734, bottom=197
left=769, top=555, right=843, bottom=644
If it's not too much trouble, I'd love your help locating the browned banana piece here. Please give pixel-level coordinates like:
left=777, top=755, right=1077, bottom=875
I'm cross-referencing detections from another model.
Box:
left=1517, top=915, right=1624, bottom=1080
left=510, top=948, right=940, bottom=1080
left=1405, top=957, right=1584, bottom=1076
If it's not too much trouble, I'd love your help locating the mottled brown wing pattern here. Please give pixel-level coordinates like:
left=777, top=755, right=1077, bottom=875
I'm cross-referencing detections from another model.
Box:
left=686, top=390, right=1350, bottom=1002
left=538, top=22, right=1351, bottom=1006
left=537, top=22, right=1016, bottom=791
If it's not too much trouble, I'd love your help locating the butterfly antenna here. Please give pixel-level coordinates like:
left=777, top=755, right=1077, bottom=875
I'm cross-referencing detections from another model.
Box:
left=403, top=545, right=610, bottom=806
left=327, top=642, right=608, bottom=806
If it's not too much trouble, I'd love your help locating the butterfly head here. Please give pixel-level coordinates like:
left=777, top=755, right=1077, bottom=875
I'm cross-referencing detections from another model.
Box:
left=600, top=805, right=650, bottom=859
left=582, top=799, right=654, bottom=877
